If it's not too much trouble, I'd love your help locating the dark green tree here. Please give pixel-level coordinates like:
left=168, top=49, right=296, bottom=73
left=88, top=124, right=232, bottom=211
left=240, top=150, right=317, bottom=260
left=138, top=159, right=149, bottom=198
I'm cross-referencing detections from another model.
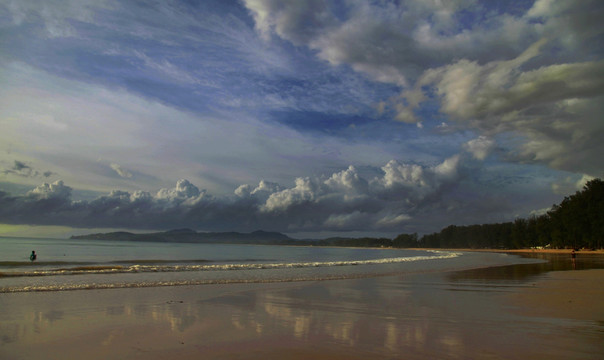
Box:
left=406, top=179, right=603, bottom=249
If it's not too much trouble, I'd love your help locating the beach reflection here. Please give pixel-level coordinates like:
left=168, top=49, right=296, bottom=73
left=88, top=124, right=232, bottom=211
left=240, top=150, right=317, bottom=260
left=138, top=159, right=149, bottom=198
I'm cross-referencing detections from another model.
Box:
left=2, top=266, right=603, bottom=359
left=190, top=277, right=478, bottom=357
left=0, top=277, right=513, bottom=358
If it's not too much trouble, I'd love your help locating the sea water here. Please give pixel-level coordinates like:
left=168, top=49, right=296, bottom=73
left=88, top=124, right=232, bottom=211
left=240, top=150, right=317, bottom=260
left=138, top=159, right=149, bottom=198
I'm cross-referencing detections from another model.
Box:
left=0, top=236, right=539, bottom=293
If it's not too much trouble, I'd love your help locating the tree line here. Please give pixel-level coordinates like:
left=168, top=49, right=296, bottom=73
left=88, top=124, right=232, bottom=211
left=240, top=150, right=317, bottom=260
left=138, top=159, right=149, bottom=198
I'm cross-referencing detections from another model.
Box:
left=405, top=178, right=603, bottom=249
left=319, top=179, right=603, bottom=250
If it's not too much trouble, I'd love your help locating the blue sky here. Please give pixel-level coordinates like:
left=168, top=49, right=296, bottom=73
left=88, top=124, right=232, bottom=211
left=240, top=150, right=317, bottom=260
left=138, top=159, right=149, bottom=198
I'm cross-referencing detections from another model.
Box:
left=1, top=0, right=603, bottom=238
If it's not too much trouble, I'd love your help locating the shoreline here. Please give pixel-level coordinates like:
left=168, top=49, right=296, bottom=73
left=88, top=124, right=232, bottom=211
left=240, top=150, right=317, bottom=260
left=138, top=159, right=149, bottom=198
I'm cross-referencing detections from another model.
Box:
left=417, top=247, right=604, bottom=254
left=507, top=268, right=604, bottom=321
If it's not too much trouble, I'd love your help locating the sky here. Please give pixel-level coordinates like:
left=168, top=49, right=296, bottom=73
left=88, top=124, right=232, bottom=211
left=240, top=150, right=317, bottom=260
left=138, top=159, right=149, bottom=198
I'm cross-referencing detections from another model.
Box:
left=1, top=0, right=603, bottom=239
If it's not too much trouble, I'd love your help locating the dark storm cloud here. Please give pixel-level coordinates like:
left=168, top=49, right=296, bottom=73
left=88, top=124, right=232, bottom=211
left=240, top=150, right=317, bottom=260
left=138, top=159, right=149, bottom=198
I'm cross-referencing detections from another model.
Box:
left=1, top=160, right=56, bottom=179
left=0, top=150, right=551, bottom=235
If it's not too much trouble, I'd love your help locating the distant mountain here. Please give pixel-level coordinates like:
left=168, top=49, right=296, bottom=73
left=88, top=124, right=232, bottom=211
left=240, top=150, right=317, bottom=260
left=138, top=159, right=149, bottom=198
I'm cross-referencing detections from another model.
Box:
left=70, top=229, right=298, bottom=245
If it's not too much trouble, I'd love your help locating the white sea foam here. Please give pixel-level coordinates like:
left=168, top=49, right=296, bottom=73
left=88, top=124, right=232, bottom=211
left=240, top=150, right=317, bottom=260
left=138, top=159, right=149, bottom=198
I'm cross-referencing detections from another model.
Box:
left=1, top=251, right=461, bottom=279
left=1, top=237, right=475, bottom=293
left=0, top=251, right=467, bottom=293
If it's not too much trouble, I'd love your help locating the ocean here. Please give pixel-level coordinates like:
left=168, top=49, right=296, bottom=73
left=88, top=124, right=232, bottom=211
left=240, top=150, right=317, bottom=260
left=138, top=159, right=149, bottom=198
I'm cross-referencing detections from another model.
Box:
left=0, top=236, right=540, bottom=293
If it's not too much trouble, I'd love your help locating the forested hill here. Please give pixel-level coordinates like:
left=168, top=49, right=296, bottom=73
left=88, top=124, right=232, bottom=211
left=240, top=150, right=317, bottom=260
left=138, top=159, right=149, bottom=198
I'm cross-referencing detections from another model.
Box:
left=413, top=179, right=604, bottom=250
left=70, top=229, right=395, bottom=248
left=71, top=229, right=297, bottom=245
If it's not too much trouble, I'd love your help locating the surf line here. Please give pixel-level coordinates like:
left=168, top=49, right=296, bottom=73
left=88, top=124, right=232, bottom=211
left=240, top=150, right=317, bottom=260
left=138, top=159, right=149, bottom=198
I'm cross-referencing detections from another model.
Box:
left=1, top=251, right=462, bottom=278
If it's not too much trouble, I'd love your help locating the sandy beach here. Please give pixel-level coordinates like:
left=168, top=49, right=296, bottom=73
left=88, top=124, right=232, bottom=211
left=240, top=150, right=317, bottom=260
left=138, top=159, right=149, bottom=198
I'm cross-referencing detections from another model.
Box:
left=508, top=269, right=604, bottom=321
left=1, top=251, right=603, bottom=360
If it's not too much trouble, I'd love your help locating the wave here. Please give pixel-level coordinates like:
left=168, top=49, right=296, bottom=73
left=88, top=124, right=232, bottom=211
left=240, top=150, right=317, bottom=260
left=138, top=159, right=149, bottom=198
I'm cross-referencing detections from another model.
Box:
left=0, top=274, right=385, bottom=293
left=109, top=259, right=212, bottom=264
left=0, top=258, right=268, bottom=268
left=0, top=251, right=460, bottom=279
left=0, top=261, right=92, bottom=267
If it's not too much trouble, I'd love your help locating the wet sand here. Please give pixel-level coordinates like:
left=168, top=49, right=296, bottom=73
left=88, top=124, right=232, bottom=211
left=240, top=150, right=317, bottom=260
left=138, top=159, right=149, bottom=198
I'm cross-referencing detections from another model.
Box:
left=508, top=269, right=604, bottom=321
left=1, top=252, right=603, bottom=359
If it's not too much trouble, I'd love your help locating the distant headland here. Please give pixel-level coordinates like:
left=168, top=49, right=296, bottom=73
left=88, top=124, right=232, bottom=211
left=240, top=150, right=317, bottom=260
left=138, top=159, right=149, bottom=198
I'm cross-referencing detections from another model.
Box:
left=71, top=229, right=296, bottom=245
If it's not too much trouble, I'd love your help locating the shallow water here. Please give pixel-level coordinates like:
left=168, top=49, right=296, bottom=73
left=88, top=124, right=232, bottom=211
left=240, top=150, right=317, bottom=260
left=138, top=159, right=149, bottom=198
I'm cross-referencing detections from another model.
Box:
left=448, top=251, right=604, bottom=284
left=1, top=236, right=540, bottom=292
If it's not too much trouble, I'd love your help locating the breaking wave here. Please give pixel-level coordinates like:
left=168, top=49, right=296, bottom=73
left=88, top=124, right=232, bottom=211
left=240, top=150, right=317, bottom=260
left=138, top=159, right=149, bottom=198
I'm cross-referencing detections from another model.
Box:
left=1, top=251, right=460, bottom=278
left=0, top=251, right=462, bottom=293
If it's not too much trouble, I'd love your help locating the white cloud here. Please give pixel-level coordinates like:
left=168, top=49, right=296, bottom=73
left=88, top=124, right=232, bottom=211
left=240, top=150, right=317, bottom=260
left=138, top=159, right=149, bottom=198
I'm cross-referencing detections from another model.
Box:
left=131, top=51, right=202, bottom=86
left=263, top=177, right=318, bottom=212
left=243, top=0, right=545, bottom=88
left=463, top=136, right=495, bottom=161
left=28, top=180, right=72, bottom=200
left=552, top=174, right=596, bottom=195
left=235, top=180, right=283, bottom=203
left=394, top=104, right=419, bottom=124
left=156, top=179, right=205, bottom=205
left=243, top=0, right=336, bottom=45
left=324, top=211, right=366, bottom=228
left=371, top=155, right=461, bottom=202
left=130, top=190, right=153, bottom=203
left=405, top=42, right=604, bottom=175
left=378, top=161, right=427, bottom=189
left=242, top=1, right=604, bottom=177
left=434, top=155, right=460, bottom=179
left=110, top=163, right=133, bottom=178
left=324, top=166, right=368, bottom=195
left=376, top=213, right=411, bottom=227
left=526, top=0, right=563, bottom=18
left=410, top=39, right=549, bottom=120
left=3, top=0, right=103, bottom=38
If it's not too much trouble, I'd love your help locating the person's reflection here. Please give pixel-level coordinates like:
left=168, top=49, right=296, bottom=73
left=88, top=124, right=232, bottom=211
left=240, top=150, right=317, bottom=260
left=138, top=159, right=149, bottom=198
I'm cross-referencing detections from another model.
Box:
left=571, top=250, right=576, bottom=270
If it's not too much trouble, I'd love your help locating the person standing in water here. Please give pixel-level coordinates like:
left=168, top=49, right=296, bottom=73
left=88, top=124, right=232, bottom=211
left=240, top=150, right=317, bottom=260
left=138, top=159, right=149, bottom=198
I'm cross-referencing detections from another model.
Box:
left=30, top=250, right=37, bottom=262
